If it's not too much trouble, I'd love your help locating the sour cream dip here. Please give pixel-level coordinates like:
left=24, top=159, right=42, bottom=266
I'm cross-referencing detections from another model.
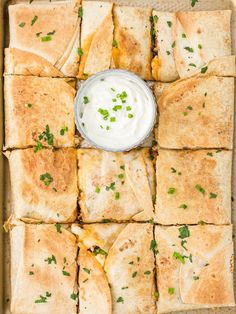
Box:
left=75, top=70, right=156, bottom=151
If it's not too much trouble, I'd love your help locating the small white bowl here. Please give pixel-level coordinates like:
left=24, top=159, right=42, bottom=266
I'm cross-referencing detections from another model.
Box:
left=74, top=69, right=156, bottom=152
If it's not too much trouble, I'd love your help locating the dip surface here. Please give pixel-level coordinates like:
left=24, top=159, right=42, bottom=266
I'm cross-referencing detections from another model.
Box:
left=76, top=71, right=156, bottom=151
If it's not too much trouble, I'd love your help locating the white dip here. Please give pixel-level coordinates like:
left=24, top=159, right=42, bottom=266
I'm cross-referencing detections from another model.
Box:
left=76, top=71, right=156, bottom=151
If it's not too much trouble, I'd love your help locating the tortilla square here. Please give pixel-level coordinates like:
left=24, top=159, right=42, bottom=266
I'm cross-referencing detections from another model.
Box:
left=112, top=5, right=153, bottom=80
left=157, top=76, right=234, bottom=149
left=4, top=75, right=75, bottom=149
left=78, top=148, right=155, bottom=222
left=78, top=1, right=113, bottom=79
left=7, top=148, right=78, bottom=223
left=173, top=10, right=232, bottom=78
left=155, top=225, right=235, bottom=313
left=72, top=223, right=156, bottom=314
left=8, top=0, right=81, bottom=76
left=10, top=223, right=78, bottom=314
left=155, top=149, right=232, bottom=225
left=151, top=11, right=179, bottom=82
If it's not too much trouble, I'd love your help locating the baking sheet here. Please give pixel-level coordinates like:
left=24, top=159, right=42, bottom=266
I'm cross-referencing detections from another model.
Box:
left=1, top=0, right=236, bottom=313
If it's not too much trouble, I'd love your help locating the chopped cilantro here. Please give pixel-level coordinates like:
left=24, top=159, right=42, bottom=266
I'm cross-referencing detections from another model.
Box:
left=70, top=293, right=78, bottom=300
left=182, top=33, right=186, bottom=38
left=201, top=66, right=208, bottom=74
left=83, top=268, right=91, bottom=274
left=41, top=35, right=52, bottom=42
left=92, top=247, right=108, bottom=256
left=83, top=96, right=89, bottom=104
left=168, top=187, right=176, bottom=194
left=168, top=287, right=175, bottom=295
left=77, top=48, right=83, bottom=56
left=110, top=117, right=116, bottom=122
left=144, top=271, right=151, bottom=275
left=60, top=126, right=68, bottom=136
left=115, top=192, right=120, bottom=200
left=167, top=21, right=172, bottom=27
left=78, top=7, right=83, bottom=17
left=150, top=239, right=158, bottom=254
left=38, top=125, right=54, bottom=146
left=178, top=225, right=190, bottom=239
left=191, top=0, right=199, bottom=7
left=179, top=204, right=188, bottom=209
left=40, top=173, right=53, bottom=187
left=19, top=22, right=25, bottom=27
left=184, top=47, right=194, bottom=53
left=209, top=192, right=217, bottom=199
left=31, top=15, right=38, bottom=26
left=106, top=182, right=116, bottom=191
left=128, top=114, right=134, bottom=119
left=113, top=105, right=122, bottom=111
left=117, top=296, right=124, bottom=303
left=62, top=270, right=70, bottom=276
left=95, top=186, right=100, bottom=193
left=195, top=184, right=205, bottom=194
left=55, top=223, right=62, bottom=233
left=112, top=39, right=118, bottom=48
left=173, top=251, right=185, bottom=264
left=132, top=271, right=137, bottom=278
left=44, top=255, right=57, bottom=264
left=198, top=44, right=202, bottom=49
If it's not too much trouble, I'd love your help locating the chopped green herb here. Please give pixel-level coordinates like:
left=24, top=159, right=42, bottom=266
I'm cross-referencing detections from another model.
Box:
left=62, top=270, right=70, bottom=276
left=70, top=293, right=78, bottom=300
left=55, top=223, right=62, bottom=233
left=47, top=30, right=55, bottom=36
left=171, top=167, right=177, bottom=173
left=25, top=103, right=33, bottom=108
left=77, top=48, right=83, bottom=56
left=168, top=287, right=175, bottom=295
left=182, top=33, right=186, bottom=38
left=115, top=192, right=120, bottom=200
left=179, top=204, right=188, bottom=209
left=112, top=39, right=118, bottom=48
left=171, top=41, right=176, bottom=48
left=198, top=44, right=202, bottom=49
left=153, top=15, right=158, bottom=23
left=193, top=276, right=199, bottom=280
left=120, top=165, right=125, bottom=170
left=41, top=35, right=52, bottom=42
left=189, top=63, right=196, bottom=67
left=35, top=292, right=51, bottom=303
left=195, top=184, right=205, bottom=194
left=113, top=105, right=122, bottom=111
left=148, top=217, right=154, bottom=224
left=150, top=239, right=158, bottom=254
left=178, top=225, right=190, bottom=239
left=83, top=96, right=89, bottom=104
left=207, top=152, right=213, bottom=157
left=168, top=187, right=176, bottom=194
left=101, top=219, right=111, bottom=223
left=201, top=66, right=208, bottom=74
left=216, top=149, right=222, bottom=153
left=40, top=173, right=53, bottom=187
left=191, top=0, right=199, bottom=7
left=36, top=32, right=42, bottom=37
left=128, top=114, right=134, bottom=119
left=44, top=255, right=57, bottom=264
left=19, top=22, right=25, bottom=28
left=122, top=286, right=129, bottom=290
left=126, top=106, right=132, bottom=111
left=209, top=192, right=217, bottom=199
left=92, top=247, right=108, bottom=256
left=83, top=268, right=91, bottom=274
left=144, top=271, right=151, bottom=275
left=60, top=126, right=68, bottom=136
left=34, top=141, right=43, bottom=153
left=173, top=251, right=185, bottom=264
left=31, top=15, right=38, bottom=26
left=118, top=174, right=124, bottom=179
left=184, top=47, right=194, bottom=53
left=110, top=117, right=116, bottom=122
left=29, top=271, right=34, bottom=275
left=187, top=106, right=193, bottom=110
left=98, top=108, right=109, bottom=120
left=106, top=182, right=116, bottom=191
left=132, top=271, right=137, bottom=278
left=38, top=124, right=54, bottom=146
left=117, top=296, right=124, bottom=303
left=167, top=21, right=172, bottom=27
left=95, top=186, right=100, bottom=193
left=78, top=6, right=83, bottom=17
left=166, top=50, right=171, bottom=55
left=198, top=220, right=206, bottom=225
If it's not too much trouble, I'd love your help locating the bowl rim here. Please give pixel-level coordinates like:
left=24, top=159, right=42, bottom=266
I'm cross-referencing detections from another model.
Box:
left=74, top=69, right=157, bottom=152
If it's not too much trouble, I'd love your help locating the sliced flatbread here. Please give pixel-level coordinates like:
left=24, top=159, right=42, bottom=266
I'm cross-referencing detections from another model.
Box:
left=78, top=1, right=113, bottom=79
left=8, top=0, right=81, bottom=76
left=4, top=75, right=75, bottom=149
left=155, top=225, right=235, bottom=313
left=157, top=76, right=234, bottom=149
left=155, top=149, right=232, bottom=225
left=11, top=223, right=78, bottom=314
left=77, top=148, right=155, bottom=222
left=112, top=5, right=153, bottom=80
left=7, top=148, right=77, bottom=223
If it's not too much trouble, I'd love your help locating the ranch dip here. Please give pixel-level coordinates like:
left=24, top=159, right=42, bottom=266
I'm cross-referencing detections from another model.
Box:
left=75, top=70, right=156, bottom=151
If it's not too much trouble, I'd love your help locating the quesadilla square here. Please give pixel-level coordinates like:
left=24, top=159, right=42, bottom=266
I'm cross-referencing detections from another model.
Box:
left=10, top=223, right=78, bottom=314
left=155, top=149, right=232, bottom=225
left=157, top=76, right=234, bottom=149
left=173, top=10, right=232, bottom=78
left=151, top=11, right=179, bottom=82
left=8, top=0, right=81, bottom=77
left=4, top=76, right=75, bottom=149
left=78, top=1, right=114, bottom=79
left=77, top=148, right=155, bottom=222
left=72, top=223, right=156, bottom=314
left=112, top=5, right=153, bottom=80
left=7, top=148, right=77, bottom=223
left=155, top=225, right=235, bottom=313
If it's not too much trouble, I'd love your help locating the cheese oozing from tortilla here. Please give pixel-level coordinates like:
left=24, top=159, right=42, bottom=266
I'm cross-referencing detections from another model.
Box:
left=76, top=72, right=155, bottom=151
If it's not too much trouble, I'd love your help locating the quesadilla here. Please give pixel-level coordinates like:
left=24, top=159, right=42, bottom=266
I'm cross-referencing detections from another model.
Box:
left=155, top=149, right=232, bottom=225
left=7, top=148, right=77, bottom=223
left=8, top=0, right=81, bottom=76
left=151, top=11, right=178, bottom=82
left=72, top=223, right=156, bottom=314
left=112, top=5, right=153, bottom=80
left=173, top=10, right=232, bottom=78
left=10, top=223, right=78, bottom=314
left=157, top=76, right=234, bottom=149
left=4, top=75, right=75, bottom=149
left=78, top=1, right=113, bottom=79
left=77, top=148, right=155, bottom=222
left=155, top=225, right=235, bottom=313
